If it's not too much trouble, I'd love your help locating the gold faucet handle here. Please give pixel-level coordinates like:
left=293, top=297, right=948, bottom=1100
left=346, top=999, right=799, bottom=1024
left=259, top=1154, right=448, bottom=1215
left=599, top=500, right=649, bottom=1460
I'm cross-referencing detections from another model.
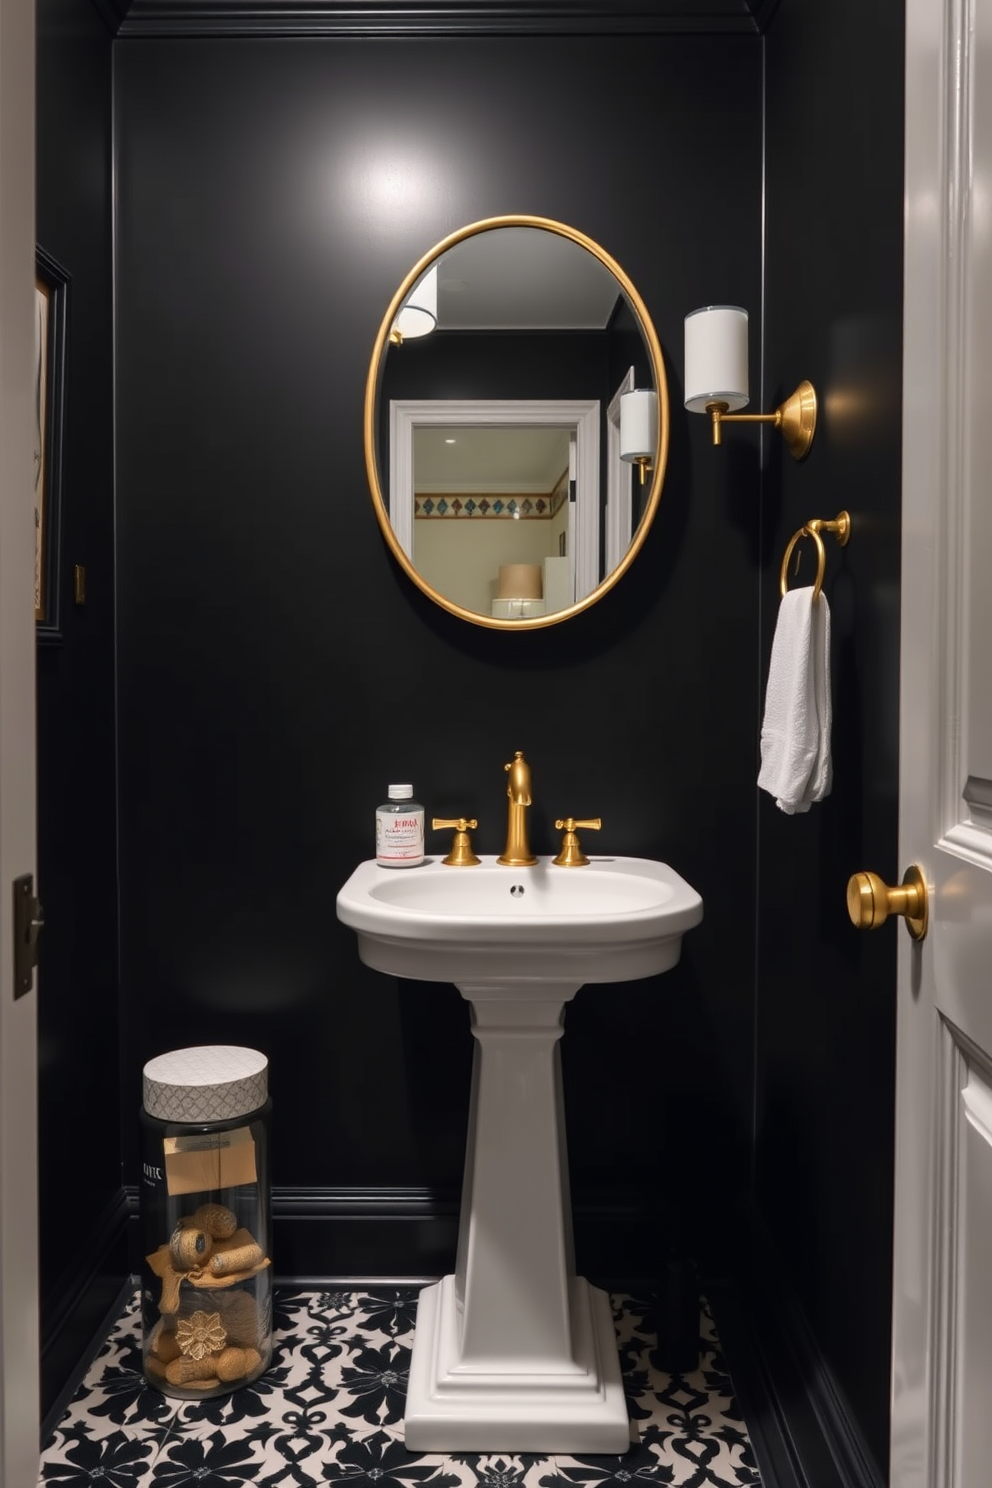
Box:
left=553, top=817, right=602, bottom=868
left=431, top=817, right=480, bottom=867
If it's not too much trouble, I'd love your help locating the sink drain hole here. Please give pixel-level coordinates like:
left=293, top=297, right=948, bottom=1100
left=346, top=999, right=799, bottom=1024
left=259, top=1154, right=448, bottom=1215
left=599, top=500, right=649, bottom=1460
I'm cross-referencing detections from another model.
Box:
left=510, top=884, right=526, bottom=897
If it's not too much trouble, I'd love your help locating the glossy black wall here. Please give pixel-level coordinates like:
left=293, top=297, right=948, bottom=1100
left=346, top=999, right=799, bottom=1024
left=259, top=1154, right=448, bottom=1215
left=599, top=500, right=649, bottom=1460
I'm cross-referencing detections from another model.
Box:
left=36, top=0, right=120, bottom=1422
left=113, top=35, right=763, bottom=1276
left=33, top=7, right=910, bottom=1471
left=757, top=0, right=904, bottom=1476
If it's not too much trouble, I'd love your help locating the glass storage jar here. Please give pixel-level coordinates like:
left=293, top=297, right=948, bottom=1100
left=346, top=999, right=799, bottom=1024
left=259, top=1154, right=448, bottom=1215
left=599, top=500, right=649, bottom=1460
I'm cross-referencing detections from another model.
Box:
left=139, top=1045, right=272, bottom=1397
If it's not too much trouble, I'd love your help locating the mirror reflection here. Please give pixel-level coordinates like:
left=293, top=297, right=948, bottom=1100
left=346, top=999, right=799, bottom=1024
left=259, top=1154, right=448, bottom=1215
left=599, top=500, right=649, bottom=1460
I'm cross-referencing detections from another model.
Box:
left=413, top=424, right=571, bottom=618
left=365, top=218, right=668, bottom=628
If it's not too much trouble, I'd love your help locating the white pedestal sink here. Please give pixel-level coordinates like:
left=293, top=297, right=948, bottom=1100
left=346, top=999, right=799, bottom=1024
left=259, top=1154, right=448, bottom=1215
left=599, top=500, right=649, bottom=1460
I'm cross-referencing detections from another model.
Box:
left=336, top=855, right=703, bottom=1453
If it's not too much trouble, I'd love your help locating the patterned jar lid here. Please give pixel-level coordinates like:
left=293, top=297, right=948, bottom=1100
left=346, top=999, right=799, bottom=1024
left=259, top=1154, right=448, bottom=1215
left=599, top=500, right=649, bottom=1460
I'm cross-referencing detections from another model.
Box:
left=142, top=1046, right=268, bottom=1123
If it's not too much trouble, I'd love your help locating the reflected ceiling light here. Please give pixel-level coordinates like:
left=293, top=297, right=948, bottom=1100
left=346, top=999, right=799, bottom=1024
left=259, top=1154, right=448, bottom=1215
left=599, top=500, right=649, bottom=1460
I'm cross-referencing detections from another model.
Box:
left=390, top=265, right=437, bottom=344
left=684, top=304, right=816, bottom=460
left=619, top=388, right=658, bottom=485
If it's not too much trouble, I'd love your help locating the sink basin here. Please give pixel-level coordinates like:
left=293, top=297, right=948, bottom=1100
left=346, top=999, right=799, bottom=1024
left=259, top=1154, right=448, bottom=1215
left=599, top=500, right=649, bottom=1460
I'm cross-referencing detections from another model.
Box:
left=335, top=852, right=703, bottom=1454
left=336, top=854, right=703, bottom=984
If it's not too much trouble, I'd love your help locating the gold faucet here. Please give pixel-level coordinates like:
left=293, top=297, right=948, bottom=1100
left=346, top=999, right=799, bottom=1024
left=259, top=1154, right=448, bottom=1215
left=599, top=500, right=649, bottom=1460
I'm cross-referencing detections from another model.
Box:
left=497, top=751, right=538, bottom=866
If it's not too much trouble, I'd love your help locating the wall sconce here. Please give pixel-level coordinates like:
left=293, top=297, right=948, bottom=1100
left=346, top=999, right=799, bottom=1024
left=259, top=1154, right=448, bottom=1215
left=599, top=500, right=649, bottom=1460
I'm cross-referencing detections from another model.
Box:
left=390, top=264, right=438, bottom=344
left=619, top=388, right=658, bottom=485
left=684, top=305, right=817, bottom=460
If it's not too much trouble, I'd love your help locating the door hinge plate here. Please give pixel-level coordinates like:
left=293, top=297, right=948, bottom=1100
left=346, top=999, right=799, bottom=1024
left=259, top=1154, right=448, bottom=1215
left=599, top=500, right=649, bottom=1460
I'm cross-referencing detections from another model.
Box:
left=13, top=874, right=43, bottom=998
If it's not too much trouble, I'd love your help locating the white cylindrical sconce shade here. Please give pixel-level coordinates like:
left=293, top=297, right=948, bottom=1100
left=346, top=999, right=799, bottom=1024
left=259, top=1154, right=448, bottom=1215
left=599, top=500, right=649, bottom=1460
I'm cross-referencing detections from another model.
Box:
left=684, top=305, right=749, bottom=413
left=619, top=389, right=658, bottom=462
left=393, top=264, right=438, bottom=340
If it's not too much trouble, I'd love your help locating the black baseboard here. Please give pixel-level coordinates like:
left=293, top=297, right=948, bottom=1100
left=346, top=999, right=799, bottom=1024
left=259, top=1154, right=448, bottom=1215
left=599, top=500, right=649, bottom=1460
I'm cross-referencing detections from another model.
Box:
left=707, top=1217, right=887, bottom=1488
left=124, top=1182, right=673, bottom=1281
left=40, top=1185, right=131, bottom=1431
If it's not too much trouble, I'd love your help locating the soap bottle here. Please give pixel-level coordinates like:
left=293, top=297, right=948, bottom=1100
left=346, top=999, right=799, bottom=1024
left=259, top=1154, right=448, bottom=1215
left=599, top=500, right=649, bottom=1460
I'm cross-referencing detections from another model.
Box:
left=376, top=784, right=425, bottom=868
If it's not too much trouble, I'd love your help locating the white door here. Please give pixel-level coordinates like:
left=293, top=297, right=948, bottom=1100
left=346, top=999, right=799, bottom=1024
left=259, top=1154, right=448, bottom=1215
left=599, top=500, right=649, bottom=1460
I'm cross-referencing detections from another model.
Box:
left=887, top=0, right=992, bottom=1481
left=0, top=0, right=40, bottom=1482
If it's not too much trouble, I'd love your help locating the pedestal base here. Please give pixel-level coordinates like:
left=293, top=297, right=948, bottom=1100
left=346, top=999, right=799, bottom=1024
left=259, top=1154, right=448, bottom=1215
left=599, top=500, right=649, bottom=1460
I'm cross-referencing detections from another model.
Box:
left=404, top=1274, right=631, bottom=1453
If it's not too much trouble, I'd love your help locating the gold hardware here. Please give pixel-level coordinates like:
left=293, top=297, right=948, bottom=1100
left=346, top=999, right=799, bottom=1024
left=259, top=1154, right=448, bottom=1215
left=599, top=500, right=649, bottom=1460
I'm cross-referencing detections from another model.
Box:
left=553, top=817, right=602, bottom=867
left=497, top=751, right=537, bottom=866
left=432, top=817, right=480, bottom=867
left=846, top=864, right=928, bottom=942
left=706, top=379, right=817, bottom=460
left=364, top=214, right=669, bottom=630
left=73, top=564, right=86, bottom=604
left=12, top=874, right=44, bottom=998
left=780, top=511, right=850, bottom=601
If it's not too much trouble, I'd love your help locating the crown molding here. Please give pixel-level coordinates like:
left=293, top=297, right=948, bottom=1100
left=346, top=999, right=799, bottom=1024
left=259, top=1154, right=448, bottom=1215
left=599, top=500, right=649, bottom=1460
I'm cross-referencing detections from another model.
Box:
left=748, top=0, right=781, bottom=29
left=89, top=0, right=131, bottom=36
left=112, top=1, right=768, bottom=40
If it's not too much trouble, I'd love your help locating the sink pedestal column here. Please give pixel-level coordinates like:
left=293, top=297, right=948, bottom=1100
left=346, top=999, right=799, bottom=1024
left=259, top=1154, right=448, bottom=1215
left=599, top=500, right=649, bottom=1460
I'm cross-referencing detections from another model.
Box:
left=403, top=980, right=630, bottom=1453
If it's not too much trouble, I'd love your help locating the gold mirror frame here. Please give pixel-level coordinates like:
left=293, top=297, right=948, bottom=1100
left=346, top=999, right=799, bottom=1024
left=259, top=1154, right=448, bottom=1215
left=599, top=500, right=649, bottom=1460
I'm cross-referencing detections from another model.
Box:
left=363, top=214, right=669, bottom=630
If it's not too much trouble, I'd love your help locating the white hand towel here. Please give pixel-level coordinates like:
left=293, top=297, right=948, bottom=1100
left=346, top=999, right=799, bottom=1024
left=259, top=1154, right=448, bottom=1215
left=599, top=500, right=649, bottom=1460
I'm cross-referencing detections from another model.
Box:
left=758, top=586, right=832, bottom=814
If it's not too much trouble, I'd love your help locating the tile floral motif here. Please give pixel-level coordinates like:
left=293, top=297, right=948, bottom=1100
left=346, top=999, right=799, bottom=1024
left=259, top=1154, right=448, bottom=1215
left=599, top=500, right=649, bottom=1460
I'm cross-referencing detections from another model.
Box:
left=38, top=1289, right=761, bottom=1487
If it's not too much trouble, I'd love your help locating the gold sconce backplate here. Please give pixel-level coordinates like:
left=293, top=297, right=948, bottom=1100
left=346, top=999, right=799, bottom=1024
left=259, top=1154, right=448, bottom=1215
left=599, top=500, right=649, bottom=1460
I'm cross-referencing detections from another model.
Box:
left=777, top=380, right=818, bottom=460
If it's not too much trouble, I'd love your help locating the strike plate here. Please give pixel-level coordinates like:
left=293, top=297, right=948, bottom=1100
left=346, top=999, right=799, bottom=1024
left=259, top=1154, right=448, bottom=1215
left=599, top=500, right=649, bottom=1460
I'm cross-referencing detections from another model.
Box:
left=13, top=874, right=43, bottom=998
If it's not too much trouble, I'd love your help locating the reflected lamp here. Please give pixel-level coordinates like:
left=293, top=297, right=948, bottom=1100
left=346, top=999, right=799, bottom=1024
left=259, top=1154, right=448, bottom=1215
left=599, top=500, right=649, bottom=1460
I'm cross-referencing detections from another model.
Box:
left=390, top=265, right=438, bottom=344
left=619, top=388, right=658, bottom=485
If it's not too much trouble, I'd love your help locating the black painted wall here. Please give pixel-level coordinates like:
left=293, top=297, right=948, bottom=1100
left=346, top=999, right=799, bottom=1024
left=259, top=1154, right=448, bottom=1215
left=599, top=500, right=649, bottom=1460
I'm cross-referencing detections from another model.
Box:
left=112, top=33, right=763, bottom=1275
left=32, top=5, right=907, bottom=1471
left=36, top=0, right=120, bottom=1423
left=757, top=0, right=904, bottom=1475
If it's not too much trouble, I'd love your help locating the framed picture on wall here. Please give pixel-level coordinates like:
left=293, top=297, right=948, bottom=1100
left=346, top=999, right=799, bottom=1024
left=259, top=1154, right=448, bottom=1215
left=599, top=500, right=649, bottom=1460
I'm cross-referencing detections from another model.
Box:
left=35, top=246, right=69, bottom=642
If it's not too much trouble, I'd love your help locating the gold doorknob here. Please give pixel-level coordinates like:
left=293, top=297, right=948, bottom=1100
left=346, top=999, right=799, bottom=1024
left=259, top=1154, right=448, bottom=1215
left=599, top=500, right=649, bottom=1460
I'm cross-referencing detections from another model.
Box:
left=846, top=864, right=928, bottom=941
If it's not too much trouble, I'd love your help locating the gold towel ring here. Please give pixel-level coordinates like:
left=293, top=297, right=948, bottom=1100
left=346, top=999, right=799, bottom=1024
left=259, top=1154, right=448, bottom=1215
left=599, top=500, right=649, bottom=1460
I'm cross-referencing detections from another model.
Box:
left=780, top=525, right=826, bottom=599
left=779, top=510, right=851, bottom=600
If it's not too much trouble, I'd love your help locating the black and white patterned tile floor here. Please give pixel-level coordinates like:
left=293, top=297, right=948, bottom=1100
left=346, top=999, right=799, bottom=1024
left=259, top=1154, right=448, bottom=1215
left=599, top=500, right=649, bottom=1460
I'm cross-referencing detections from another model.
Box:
left=38, top=1287, right=762, bottom=1487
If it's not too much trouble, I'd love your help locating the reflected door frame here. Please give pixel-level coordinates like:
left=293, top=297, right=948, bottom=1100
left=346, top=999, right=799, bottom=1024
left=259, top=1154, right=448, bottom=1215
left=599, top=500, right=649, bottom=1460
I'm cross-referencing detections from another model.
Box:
left=389, top=399, right=600, bottom=604
left=605, top=367, right=636, bottom=576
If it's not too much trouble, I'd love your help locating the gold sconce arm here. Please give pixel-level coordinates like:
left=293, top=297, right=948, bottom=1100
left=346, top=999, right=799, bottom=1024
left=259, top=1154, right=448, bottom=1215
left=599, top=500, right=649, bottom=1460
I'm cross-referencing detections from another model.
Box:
left=432, top=817, right=480, bottom=867
left=706, top=380, right=817, bottom=460
left=553, top=817, right=602, bottom=868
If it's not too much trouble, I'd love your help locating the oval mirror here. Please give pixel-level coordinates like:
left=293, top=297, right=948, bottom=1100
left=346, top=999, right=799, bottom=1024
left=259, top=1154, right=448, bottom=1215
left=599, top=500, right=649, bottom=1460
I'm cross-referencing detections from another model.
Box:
left=364, top=215, right=669, bottom=629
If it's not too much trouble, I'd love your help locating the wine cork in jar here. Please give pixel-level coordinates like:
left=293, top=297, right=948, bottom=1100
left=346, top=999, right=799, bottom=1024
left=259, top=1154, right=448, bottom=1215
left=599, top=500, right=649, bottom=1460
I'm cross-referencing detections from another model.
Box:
left=213, top=1289, right=261, bottom=1347
left=152, top=1329, right=182, bottom=1364
left=209, top=1240, right=264, bottom=1276
left=191, top=1203, right=238, bottom=1240
left=214, top=1345, right=264, bottom=1382
left=165, top=1355, right=218, bottom=1386
left=170, top=1225, right=213, bottom=1271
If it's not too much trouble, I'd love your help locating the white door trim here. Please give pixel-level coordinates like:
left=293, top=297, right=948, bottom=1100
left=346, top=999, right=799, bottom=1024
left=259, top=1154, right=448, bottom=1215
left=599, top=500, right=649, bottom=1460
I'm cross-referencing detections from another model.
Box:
left=0, top=0, right=40, bottom=1480
left=895, top=0, right=992, bottom=1482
